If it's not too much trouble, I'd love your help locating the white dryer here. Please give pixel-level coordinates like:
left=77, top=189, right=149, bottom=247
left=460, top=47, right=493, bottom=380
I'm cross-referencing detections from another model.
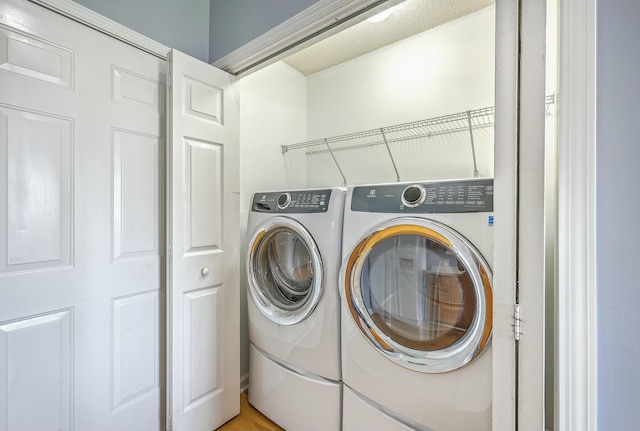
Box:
left=340, top=179, right=494, bottom=431
left=246, top=188, right=345, bottom=431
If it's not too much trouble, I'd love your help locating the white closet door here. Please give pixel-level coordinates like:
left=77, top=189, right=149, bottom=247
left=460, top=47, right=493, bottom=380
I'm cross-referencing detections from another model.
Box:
left=0, top=0, right=165, bottom=430
left=167, top=49, right=240, bottom=431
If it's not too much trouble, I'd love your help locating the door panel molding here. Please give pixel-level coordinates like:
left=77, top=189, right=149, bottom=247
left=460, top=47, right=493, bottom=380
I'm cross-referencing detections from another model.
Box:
left=0, top=308, right=73, bottom=431
left=111, top=128, right=160, bottom=261
left=111, top=290, right=160, bottom=411
left=0, top=24, right=74, bottom=87
left=0, top=104, right=74, bottom=275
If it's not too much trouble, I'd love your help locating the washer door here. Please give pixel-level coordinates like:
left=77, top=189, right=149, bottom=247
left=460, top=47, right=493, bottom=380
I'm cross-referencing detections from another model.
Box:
left=342, top=217, right=492, bottom=373
left=247, top=216, right=324, bottom=325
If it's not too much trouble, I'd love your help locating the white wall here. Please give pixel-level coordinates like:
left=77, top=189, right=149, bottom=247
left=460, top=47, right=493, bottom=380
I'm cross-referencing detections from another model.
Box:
left=302, top=6, right=495, bottom=187
left=238, top=61, right=307, bottom=382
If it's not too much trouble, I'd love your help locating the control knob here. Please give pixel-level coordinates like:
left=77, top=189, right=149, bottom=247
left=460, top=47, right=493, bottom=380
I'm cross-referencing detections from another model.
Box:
left=401, top=184, right=426, bottom=207
left=277, top=192, right=292, bottom=210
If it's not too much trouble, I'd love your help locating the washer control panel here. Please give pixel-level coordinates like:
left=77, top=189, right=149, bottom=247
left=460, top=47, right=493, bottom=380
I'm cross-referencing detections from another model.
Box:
left=351, top=179, right=493, bottom=213
left=252, top=189, right=333, bottom=213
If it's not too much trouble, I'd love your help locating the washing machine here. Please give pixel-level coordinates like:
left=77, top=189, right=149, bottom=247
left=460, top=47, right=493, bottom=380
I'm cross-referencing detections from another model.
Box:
left=246, top=187, right=345, bottom=431
left=340, top=178, right=494, bottom=431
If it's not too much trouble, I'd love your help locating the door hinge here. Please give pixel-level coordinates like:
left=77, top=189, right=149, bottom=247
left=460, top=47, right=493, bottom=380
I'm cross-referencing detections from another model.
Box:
left=168, top=73, right=172, bottom=89
left=513, top=303, right=522, bottom=341
left=166, top=414, right=172, bottom=431
left=167, top=245, right=172, bottom=262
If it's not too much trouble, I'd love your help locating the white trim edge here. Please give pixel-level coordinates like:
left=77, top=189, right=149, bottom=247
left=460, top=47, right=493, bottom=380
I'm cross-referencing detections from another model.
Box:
left=491, top=1, right=518, bottom=428
left=28, top=0, right=170, bottom=59
left=557, top=0, right=597, bottom=428
left=240, top=372, right=250, bottom=393
left=211, top=0, right=402, bottom=76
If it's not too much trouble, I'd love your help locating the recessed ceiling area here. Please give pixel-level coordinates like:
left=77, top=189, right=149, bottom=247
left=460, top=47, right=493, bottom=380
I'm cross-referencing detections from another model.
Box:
left=282, top=0, right=495, bottom=76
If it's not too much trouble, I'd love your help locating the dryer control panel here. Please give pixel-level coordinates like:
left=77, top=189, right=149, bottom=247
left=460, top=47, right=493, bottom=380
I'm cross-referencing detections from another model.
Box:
left=351, top=179, right=493, bottom=213
left=252, top=189, right=333, bottom=213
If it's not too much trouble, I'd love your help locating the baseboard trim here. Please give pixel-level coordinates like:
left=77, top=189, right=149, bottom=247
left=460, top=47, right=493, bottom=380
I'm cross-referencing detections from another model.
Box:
left=240, top=372, right=250, bottom=393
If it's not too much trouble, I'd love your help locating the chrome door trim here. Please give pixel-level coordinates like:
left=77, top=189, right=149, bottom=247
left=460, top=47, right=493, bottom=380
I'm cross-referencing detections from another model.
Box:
left=247, top=216, right=324, bottom=325
left=341, top=216, right=492, bottom=373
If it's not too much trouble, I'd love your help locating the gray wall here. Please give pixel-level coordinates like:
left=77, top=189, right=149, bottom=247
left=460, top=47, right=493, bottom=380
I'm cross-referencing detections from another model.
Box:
left=74, top=0, right=210, bottom=62
left=209, top=0, right=319, bottom=62
left=596, top=0, right=640, bottom=428
left=75, top=0, right=321, bottom=64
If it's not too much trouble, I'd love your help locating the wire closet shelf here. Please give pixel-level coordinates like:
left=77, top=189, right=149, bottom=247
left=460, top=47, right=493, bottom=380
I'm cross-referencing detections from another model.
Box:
left=281, top=95, right=555, bottom=185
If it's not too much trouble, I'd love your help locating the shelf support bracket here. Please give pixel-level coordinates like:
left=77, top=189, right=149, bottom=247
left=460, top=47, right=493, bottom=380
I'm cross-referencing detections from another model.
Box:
left=324, top=139, right=347, bottom=186
left=380, top=128, right=401, bottom=182
left=466, top=110, right=480, bottom=178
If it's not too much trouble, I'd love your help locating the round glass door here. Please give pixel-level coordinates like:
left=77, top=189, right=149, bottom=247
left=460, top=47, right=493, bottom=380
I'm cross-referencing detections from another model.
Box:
left=342, top=217, right=492, bottom=373
left=247, top=216, right=324, bottom=325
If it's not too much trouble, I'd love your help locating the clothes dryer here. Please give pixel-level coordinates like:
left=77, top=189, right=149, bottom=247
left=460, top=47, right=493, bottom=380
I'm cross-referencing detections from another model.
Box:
left=246, top=188, right=345, bottom=431
left=340, top=179, right=494, bottom=431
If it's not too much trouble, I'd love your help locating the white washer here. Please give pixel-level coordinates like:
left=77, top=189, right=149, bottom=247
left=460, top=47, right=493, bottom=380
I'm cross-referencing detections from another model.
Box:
left=246, top=187, right=345, bottom=431
left=340, top=179, right=494, bottom=431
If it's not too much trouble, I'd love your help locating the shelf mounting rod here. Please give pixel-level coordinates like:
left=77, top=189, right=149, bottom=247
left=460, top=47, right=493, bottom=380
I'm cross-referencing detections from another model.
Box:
left=466, top=110, right=479, bottom=178
left=324, top=139, right=347, bottom=186
left=380, top=128, right=400, bottom=182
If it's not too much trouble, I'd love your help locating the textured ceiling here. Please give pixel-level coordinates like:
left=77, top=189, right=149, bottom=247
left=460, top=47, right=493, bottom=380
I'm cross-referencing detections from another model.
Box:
left=283, top=0, right=495, bottom=76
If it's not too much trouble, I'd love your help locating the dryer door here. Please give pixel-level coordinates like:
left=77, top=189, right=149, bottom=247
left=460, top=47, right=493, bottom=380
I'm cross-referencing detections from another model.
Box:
left=342, top=217, right=492, bottom=373
left=247, top=216, right=324, bottom=325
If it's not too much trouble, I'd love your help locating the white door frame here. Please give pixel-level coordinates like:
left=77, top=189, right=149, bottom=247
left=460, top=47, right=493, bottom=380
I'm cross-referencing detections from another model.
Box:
left=496, top=0, right=599, bottom=428
left=556, top=0, right=598, bottom=429
left=491, top=1, right=519, bottom=429
left=516, top=1, right=547, bottom=428
left=491, top=2, right=551, bottom=429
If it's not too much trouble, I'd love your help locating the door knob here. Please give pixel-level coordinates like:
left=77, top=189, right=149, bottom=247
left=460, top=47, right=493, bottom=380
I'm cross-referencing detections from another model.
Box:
left=201, top=267, right=210, bottom=276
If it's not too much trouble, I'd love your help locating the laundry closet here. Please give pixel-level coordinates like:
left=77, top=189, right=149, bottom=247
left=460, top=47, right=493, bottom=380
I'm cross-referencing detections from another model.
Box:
left=238, top=0, right=558, bottom=429
left=239, top=1, right=496, bottom=389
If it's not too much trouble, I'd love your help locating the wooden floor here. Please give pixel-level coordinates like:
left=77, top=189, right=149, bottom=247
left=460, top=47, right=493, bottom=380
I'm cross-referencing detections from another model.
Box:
left=216, top=392, right=284, bottom=431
